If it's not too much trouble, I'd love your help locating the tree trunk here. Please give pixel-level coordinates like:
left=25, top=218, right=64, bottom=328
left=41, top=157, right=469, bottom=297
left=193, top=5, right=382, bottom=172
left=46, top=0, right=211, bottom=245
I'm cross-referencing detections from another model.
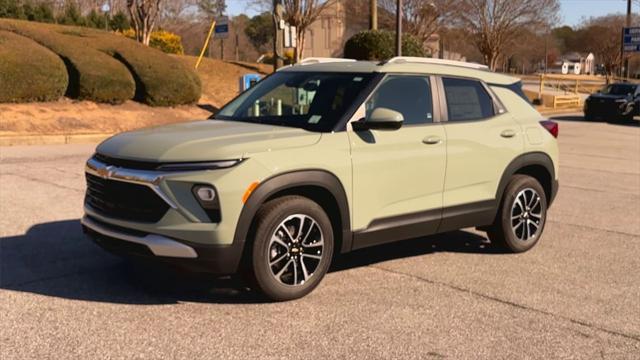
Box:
left=296, top=28, right=306, bottom=62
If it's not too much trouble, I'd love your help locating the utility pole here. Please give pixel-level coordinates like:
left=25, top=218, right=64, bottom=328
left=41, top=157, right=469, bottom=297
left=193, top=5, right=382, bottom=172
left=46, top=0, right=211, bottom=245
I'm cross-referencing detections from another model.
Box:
left=624, top=0, right=632, bottom=79
left=395, top=0, right=402, bottom=56
left=235, top=33, right=239, bottom=61
left=273, top=0, right=284, bottom=71
left=370, top=0, right=377, bottom=30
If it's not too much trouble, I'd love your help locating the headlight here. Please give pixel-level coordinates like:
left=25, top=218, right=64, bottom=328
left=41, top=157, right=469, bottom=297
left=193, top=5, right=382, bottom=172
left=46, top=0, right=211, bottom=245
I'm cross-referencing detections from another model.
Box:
left=156, top=159, right=243, bottom=171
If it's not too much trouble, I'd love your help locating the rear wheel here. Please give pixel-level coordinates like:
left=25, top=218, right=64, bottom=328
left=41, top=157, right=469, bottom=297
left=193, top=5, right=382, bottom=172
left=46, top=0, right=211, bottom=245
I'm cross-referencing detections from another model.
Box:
left=249, top=196, right=334, bottom=301
left=487, top=175, right=548, bottom=253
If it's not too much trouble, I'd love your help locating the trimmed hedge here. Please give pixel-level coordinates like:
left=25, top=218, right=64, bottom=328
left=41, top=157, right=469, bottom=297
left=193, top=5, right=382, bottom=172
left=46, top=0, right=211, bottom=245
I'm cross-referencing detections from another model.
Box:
left=0, top=19, right=135, bottom=104
left=0, top=30, right=68, bottom=102
left=97, top=33, right=200, bottom=106
left=0, top=19, right=201, bottom=106
left=344, top=30, right=427, bottom=61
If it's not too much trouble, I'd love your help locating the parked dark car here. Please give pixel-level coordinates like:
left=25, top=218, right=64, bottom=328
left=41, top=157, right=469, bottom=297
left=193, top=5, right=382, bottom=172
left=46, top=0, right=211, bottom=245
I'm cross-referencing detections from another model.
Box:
left=584, top=83, right=639, bottom=122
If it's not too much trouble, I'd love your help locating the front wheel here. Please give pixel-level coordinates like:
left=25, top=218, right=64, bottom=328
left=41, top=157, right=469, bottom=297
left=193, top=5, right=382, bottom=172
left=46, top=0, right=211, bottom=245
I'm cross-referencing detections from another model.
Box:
left=487, top=175, right=548, bottom=253
left=249, top=196, right=334, bottom=301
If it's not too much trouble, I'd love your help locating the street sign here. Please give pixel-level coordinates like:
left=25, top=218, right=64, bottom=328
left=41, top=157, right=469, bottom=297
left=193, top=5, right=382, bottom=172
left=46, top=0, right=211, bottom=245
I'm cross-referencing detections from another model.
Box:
left=623, top=27, right=640, bottom=52
left=214, top=16, right=229, bottom=39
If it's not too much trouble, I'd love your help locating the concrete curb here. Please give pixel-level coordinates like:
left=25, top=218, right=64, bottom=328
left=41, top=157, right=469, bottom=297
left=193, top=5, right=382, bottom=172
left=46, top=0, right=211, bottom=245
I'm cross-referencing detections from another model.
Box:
left=538, top=107, right=583, bottom=116
left=0, top=107, right=582, bottom=147
left=0, top=133, right=113, bottom=147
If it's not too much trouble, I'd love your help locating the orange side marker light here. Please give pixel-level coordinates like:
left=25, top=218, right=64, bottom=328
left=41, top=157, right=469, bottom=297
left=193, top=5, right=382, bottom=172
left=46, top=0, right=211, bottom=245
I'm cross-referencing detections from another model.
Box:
left=242, top=181, right=260, bottom=203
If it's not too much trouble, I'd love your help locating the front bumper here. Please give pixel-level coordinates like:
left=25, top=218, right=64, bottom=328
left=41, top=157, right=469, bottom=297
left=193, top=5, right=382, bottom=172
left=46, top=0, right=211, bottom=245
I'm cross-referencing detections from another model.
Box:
left=82, top=155, right=271, bottom=274
left=82, top=215, right=245, bottom=274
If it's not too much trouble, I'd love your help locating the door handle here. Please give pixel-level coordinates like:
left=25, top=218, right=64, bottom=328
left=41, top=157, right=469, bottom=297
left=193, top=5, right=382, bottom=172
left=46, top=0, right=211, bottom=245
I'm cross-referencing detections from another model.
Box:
left=500, top=129, right=516, bottom=138
left=422, top=136, right=442, bottom=145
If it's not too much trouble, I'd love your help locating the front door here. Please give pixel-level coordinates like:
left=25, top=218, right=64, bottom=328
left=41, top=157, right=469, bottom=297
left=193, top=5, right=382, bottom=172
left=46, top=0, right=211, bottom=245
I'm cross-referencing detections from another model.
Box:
left=348, top=75, right=447, bottom=248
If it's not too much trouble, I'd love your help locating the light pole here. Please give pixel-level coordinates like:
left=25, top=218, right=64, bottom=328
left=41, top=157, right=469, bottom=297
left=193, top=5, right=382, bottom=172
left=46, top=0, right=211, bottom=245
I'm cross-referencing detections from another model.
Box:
left=370, top=0, right=378, bottom=30
left=395, top=0, right=402, bottom=56
left=101, top=2, right=110, bottom=32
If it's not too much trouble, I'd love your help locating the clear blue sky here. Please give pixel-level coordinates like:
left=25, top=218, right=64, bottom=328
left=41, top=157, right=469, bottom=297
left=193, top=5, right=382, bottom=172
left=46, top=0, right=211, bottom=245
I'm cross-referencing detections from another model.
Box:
left=225, top=0, right=632, bottom=27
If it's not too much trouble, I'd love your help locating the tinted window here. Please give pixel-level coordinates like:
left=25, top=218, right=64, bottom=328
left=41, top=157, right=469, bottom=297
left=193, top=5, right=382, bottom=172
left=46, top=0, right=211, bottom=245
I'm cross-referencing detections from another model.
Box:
left=216, top=72, right=374, bottom=132
left=443, top=78, right=495, bottom=121
left=366, top=75, right=433, bottom=125
left=602, top=84, right=636, bottom=96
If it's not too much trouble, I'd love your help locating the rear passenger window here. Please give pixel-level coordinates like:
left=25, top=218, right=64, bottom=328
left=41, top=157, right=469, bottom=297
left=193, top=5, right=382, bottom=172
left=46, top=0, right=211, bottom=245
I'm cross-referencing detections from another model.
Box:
left=443, top=78, right=495, bottom=121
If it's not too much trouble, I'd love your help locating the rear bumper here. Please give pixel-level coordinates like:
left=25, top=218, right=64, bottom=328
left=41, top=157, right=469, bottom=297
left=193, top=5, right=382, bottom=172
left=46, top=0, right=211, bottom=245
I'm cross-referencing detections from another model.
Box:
left=82, top=215, right=245, bottom=274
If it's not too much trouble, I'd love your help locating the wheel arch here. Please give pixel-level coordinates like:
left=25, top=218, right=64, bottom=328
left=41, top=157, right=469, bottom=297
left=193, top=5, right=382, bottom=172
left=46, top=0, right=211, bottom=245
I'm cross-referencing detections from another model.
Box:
left=233, top=169, right=352, bottom=266
left=496, top=152, right=558, bottom=208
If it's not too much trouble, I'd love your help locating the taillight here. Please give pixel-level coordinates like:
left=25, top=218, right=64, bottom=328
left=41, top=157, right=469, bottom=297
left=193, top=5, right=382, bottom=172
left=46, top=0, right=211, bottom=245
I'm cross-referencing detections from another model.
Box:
left=540, top=120, right=558, bottom=138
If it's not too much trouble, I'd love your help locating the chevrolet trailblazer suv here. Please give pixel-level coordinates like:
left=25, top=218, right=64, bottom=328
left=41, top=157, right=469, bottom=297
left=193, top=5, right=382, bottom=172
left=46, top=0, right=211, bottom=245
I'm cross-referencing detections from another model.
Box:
left=82, top=57, right=559, bottom=301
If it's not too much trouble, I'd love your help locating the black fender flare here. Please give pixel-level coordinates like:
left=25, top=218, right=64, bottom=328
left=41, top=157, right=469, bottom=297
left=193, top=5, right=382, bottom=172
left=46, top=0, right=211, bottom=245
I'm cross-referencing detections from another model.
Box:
left=495, top=151, right=558, bottom=209
left=232, top=169, right=352, bottom=255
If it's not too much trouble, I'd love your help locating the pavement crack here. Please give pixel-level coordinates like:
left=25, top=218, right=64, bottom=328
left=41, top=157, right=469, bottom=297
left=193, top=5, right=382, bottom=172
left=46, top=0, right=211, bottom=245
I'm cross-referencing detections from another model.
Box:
left=368, top=265, right=640, bottom=343
left=1, top=172, right=83, bottom=193
left=560, top=184, right=640, bottom=196
left=547, top=220, right=640, bottom=238
left=559, top=165, right=640, bottom=176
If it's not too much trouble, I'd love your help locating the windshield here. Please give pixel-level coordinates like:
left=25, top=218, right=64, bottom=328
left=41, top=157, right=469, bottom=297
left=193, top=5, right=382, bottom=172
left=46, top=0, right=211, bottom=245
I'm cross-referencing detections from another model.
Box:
left=216, top=72, right=375, bottom=132
left=602, top=84, right=636, bottom=96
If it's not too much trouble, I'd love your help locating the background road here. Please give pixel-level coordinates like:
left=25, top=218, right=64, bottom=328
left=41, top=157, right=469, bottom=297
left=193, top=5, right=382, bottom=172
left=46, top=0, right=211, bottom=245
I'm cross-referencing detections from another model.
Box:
left=1, top=115, right=639, bottom=359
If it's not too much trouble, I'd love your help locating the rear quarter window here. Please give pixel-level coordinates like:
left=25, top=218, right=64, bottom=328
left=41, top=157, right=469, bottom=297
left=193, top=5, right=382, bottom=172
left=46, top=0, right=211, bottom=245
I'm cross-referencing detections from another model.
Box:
left=491, top=81, right=530, bottom=103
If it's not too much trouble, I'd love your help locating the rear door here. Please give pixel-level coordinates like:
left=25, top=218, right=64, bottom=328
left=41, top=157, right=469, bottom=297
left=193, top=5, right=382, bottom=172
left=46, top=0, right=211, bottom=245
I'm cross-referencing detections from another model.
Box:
left=438, top=77, right=524, bottom=232
left=348, top=74, right=447, bottom=248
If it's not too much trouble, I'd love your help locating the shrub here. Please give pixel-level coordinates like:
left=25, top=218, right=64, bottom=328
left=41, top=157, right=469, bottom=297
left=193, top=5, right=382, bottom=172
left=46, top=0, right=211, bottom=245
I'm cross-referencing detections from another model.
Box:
left=0, top=19, right=135, bottom=104
left=0, top=19, right=200, bottom=106
left=344, top=30, right=427, bottom=61
left=0, top=30, right=68, bottom=102
left=98, top=33, right=200, bottom=105
left=122, top=29, right=185, bottom=55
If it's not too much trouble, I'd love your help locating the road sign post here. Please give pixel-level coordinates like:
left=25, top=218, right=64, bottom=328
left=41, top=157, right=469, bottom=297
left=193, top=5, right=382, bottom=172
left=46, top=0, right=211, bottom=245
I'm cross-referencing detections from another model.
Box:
left=215, top=16, right=229, bottom=60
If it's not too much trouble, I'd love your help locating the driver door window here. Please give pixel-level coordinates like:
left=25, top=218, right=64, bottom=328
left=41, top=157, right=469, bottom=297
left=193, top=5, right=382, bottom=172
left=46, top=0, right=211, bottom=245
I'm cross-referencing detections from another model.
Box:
left=365, top=75, right=433, bottom=125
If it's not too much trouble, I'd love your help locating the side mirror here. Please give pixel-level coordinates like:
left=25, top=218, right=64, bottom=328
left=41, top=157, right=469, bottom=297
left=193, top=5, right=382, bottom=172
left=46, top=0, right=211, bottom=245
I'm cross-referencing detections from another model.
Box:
left=352, top=107, right=404, bottom=131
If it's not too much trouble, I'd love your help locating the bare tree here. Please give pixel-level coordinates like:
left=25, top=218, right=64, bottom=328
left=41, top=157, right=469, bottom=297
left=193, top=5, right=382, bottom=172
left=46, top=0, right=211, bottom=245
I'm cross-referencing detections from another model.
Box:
left=253, top=0, right=336, bottom=62
left=457, top=0, right=560, bottom=71
left=127, top=0, right=163, bottom=45
left=379, top=0, right=460, bottom=48
left=577, top=14, right=640, bottom=76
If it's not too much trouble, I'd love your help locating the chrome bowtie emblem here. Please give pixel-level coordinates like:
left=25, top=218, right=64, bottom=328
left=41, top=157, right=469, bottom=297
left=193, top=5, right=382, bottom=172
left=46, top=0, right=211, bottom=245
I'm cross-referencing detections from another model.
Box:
left=97, top=165, right=116, bottom=179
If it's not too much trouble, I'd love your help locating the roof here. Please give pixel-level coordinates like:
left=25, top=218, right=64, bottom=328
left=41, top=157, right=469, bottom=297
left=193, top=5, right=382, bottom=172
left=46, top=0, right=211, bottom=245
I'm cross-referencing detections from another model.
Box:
left=279, top=58, right=519, bottom=85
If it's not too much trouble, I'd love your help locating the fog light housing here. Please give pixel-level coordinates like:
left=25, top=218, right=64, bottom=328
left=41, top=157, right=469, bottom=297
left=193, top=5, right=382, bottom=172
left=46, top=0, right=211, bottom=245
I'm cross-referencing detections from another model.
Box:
left=192, top=185, right=221, bottom=222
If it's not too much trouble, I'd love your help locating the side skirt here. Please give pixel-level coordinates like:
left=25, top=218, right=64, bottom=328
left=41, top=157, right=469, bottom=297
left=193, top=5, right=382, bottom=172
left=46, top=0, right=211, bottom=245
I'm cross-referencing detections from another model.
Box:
left=351, top=200, right=496, bottom=251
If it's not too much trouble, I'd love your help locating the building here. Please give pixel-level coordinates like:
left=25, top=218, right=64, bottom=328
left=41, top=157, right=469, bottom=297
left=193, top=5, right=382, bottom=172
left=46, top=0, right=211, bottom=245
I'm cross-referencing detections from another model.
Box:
left=299, top=0, right=464, bottom=61
left=547, top=52, right=596, bottom=75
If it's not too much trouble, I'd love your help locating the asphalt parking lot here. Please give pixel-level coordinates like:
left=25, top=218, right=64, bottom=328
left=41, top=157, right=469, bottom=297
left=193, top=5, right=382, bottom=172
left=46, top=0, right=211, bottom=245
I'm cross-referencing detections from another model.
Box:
left=1, top=115, right=639, bottom=359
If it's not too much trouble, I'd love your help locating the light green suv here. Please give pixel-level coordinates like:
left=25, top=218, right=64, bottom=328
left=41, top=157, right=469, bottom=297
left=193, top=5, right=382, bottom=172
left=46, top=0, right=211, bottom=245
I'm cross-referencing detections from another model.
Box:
left=83, top=57, right=559, bottom=301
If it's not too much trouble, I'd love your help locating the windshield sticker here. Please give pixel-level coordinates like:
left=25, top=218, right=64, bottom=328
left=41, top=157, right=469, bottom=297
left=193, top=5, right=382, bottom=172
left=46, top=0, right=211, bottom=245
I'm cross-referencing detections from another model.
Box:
left=353, top=77, right=363, bottom=82
left=308, top=115, right=322, bottom=124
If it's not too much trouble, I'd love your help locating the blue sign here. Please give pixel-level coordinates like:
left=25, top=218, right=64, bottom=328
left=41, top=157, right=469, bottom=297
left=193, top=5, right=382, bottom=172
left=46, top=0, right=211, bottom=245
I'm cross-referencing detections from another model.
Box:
left=214, top=24, right=228, bottom=34
left=623, top=27, right=640, bottom=52
left=214, top=16, right=229, bottom=39
left=240, top=74, right=262, bottom=92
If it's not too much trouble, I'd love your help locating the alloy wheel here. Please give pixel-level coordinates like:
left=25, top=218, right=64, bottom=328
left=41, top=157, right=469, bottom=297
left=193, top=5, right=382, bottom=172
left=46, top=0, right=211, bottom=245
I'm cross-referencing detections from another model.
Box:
left=267, top=214, right=324, bottom=286
left=510, top=188, right=544, bottom=242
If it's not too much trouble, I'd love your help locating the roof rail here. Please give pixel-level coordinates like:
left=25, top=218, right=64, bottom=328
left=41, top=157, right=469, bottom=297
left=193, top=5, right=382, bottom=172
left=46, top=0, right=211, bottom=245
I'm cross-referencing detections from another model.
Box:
left=383, top=56, right=489, bottom=70
left=299, top=57, right=357, bottom=65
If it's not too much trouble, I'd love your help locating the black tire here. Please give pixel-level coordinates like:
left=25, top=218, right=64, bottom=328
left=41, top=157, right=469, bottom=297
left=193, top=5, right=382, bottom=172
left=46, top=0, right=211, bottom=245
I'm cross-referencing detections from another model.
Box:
left=487, top=175, right=548, bottom=253
left=584, top=112, right=595, bottom=121
left=249, top=195, right=334, bottom=301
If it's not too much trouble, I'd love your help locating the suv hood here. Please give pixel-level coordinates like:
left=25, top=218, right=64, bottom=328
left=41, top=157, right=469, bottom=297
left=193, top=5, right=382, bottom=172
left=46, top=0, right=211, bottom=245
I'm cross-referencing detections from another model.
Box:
left=96, top=120, right=321, bottom=162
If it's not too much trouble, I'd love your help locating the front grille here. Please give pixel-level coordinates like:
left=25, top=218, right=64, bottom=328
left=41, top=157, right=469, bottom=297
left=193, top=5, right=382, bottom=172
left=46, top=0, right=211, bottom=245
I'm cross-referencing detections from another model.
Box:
left=85, top=173, right=169, bottom=223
